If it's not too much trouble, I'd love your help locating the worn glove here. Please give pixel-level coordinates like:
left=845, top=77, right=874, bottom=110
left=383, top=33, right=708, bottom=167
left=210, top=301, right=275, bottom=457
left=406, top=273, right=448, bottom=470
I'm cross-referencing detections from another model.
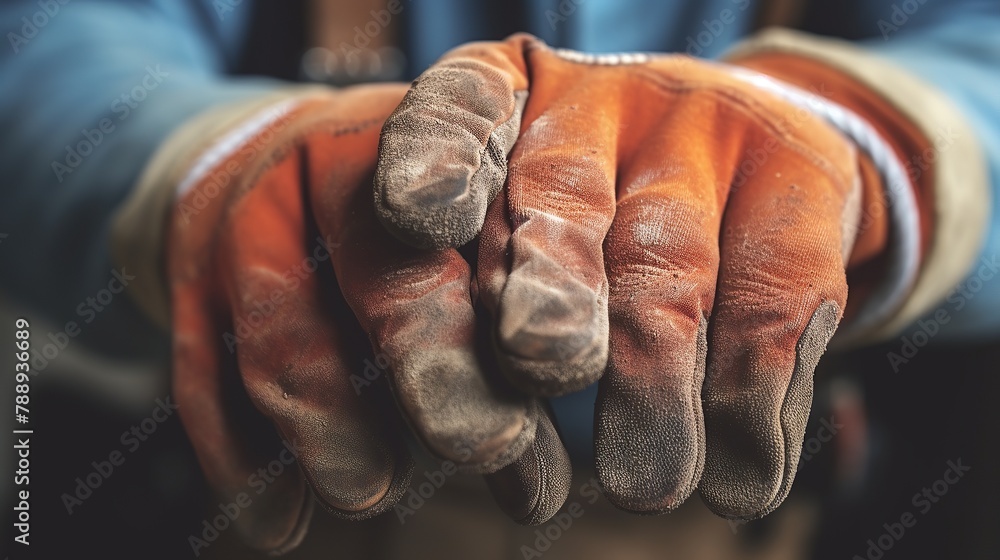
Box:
left=125, top=84, right=571, bottom=553
left=374, top=34, right=936, bottom=519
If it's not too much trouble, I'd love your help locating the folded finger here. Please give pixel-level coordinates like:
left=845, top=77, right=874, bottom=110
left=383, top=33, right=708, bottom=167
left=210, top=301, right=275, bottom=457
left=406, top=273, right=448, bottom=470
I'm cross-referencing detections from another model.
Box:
left=477, top=64, right=618, bottom=396
left=220, top=161, right=415, bottom=519
left=171, top=277, right=314, bottom=554
left=484, top=403, right=572, bottom=525
left=374, top=39, right=532, bottom=249
left=308, top=107, right=536, bottom=473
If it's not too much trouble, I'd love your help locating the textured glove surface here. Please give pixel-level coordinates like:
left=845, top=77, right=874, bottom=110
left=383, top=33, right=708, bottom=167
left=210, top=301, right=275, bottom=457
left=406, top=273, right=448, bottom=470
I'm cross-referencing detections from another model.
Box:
left=375, top=35, right=870, bottom=519
left=169, top=84, right=570, bottom=554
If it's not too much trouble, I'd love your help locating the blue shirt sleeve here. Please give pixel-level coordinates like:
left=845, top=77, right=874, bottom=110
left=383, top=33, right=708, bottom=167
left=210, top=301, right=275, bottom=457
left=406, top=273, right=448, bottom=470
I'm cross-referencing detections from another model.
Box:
left=855, top=0, right=1000, bottom=341
left=0, top=0, right=281, bottom=356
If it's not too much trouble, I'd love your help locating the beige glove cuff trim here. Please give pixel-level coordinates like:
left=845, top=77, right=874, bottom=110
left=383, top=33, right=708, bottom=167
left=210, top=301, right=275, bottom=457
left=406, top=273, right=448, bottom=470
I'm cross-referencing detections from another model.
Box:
left=109, top=86, right=332, bottom=329
left=726, top=28, right=990, bottom=342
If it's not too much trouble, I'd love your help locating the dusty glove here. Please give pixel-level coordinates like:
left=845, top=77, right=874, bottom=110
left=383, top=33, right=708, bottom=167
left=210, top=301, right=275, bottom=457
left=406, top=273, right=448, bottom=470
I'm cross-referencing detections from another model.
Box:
left=142, top=84, right=571, bottom=553
left=373, top=34, right=933, bottom=519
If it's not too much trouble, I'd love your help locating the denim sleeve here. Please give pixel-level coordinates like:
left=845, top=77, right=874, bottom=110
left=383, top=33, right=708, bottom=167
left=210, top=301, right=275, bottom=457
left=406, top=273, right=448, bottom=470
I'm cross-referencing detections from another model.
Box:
left=0, top=0, right=280, bottom=358
left=858, top=0, right=1000, bottom=341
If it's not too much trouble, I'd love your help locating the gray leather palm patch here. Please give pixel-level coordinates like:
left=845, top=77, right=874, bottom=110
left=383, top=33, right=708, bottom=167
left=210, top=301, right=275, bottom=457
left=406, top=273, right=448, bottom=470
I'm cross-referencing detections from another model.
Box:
left=700, top=301, right=840, bottom=519
left=374, top=70, right=528, bottom=250
left=485, top=406, right=572, bottom=525
left=596, top=315, right=708, bottom=513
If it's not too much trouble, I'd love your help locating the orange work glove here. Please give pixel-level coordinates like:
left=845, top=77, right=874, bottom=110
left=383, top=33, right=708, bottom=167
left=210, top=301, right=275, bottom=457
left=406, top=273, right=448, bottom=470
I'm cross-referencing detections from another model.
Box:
left=150, top=84, right=570, bottom=553
left=373, top=35, right=930, bottom=519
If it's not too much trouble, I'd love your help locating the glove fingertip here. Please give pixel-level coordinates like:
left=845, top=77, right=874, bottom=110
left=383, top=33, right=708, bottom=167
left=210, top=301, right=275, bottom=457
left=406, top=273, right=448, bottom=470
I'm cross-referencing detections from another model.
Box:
left=700, top=301, right=840, bottom=520
left=372, top=67, right=527, bottom=250
left=485, top=406, right=571, bottom=525
left=261, top=496, right=314, bottom=557
left=314, top=453, right=416, bottom=522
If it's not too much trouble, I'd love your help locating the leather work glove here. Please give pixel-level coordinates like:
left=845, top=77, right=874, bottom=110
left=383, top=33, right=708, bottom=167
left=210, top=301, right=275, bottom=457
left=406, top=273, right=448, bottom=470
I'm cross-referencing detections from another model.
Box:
left=113, top=84, right=570, bottom=554
left=373, top=33, right=953, bottom=519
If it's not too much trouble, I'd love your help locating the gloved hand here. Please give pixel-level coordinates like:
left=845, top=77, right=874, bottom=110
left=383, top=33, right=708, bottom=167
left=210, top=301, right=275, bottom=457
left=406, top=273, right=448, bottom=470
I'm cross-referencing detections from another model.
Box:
left=149, top=84, right=570, bottom=553
left=374, top=34, right=931, bottom=519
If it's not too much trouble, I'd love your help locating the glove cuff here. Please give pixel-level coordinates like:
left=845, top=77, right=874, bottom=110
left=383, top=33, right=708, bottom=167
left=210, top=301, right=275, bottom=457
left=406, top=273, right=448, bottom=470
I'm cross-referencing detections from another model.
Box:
left=109, top=86, right=331, bottom=328
left=725, top=28, right=989, bottom=344
left=721, top=63, right=921, bottom=344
